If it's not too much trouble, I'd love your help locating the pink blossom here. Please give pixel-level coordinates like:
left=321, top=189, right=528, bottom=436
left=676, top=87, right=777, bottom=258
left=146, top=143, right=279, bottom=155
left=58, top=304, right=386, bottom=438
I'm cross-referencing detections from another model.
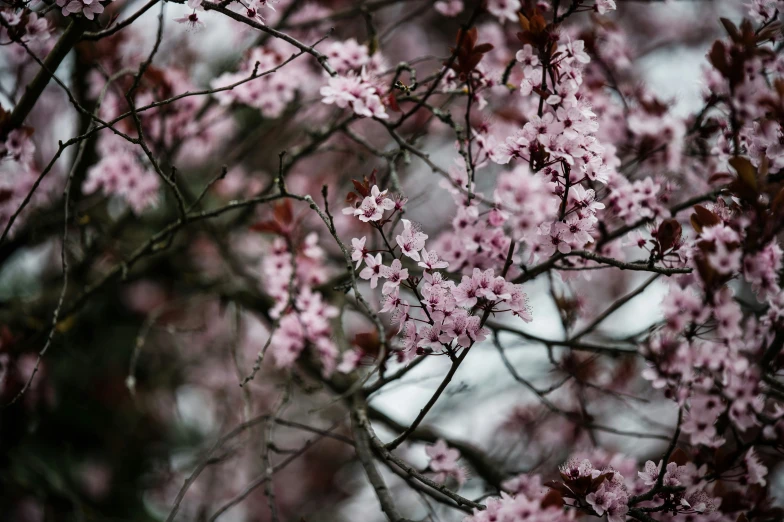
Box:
left=434, top=0, right=463, bottom=16
left=744, top=448, right=768, bottom=486
left=418, top=249, right=449, bottom=271
left=320, top=70, right=388, bottom=119
left=174, top=12, right=206, bottom=30
left=351, top=236, right=368, bottom=268
left=586, top=483, right=616, bottom=516
left=595, top=0, right=617, bottom=14
left=381, top=259, right=408, bottom=295
left=359, top=253, right=385, bottom=289
left=486, top=0, right=520, bottom=22
left=354, top=196, right=383, bottom=222
left=396, top=219, right=428, bottom=261
left=637, top=460, right=661, bottom=486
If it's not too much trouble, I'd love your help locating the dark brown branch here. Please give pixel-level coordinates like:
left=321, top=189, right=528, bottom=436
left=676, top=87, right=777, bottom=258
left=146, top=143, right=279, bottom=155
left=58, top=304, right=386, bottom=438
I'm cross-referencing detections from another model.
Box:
left=351, top=395, right=415, bottom=522
left=4, top=19, right=88, bottom=132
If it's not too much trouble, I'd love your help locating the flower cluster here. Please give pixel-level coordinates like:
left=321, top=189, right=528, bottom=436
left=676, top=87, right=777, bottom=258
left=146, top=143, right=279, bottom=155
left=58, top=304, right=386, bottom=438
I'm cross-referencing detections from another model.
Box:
left=254, top=206, right=339, bottom=374
left=320, top=69, right=389, bottom=120
left=5, top=1, right=784, bottom=521
left=465, top=473, right=573, bottom=522
left=322, top=38, right=386, bottom=76
left=55, top=0, right=110, bottom=20
left=551, top=457, right=630, bottom=522
left=0, top=129, right=47, bottom=235
left=0, top=11, right=49, bottom=43
left=211, top=40, right=310, bottom=118
left=345, top=183, right=530, bottom=361
left=83, top=135, right=161, bottom=215
left=424, top=439, right=466, bottom=485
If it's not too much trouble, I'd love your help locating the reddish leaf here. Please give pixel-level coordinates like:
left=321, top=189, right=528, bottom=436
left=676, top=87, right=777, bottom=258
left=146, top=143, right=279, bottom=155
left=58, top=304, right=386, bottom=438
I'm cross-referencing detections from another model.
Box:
left=387, top=93, right=401, bottom=113
left=729, top=156, right=758, bottom=190
left=540, top=489, right=564, bottom=509
left=273, top=199, right=294, bottom=226
left=668, top=447, right=689, bottom=466
left=691, top=204, right=721, bottom=234
left=544, top=480, right=573, bottom=497
left=709, top=41, right=728, bottom=75
left=720, top=18, right=740, bottom=42
left=690, top=215, right=703, bottom=235
left=249, top=220, right=282, bottom=234
left=352, top=179, right=370, bottom=198
left=345, top=191, right=359, bottom=205
left=517, top=12, right=530, bottom=32
left=657, top=219, right=682, bottom=252
left=529, top=13, right=547, bottom=34
left=473, top=43, right=495, bottom=54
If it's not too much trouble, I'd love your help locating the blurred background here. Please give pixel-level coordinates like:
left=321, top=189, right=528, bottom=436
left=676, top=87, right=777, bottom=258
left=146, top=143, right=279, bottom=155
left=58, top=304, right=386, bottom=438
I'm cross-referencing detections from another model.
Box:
left=0, top=0, right=773, bottom=521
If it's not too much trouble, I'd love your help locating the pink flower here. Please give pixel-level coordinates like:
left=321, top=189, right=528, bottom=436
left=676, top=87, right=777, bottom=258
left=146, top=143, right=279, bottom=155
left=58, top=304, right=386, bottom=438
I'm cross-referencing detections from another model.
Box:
left=745, top=448, right=767, bottom=486
left=418, top=249, right=449, bottom=271
left=434, top=0, right=463, bottom=16
left=381, top=259, right=408, bottom=295
left=562, top=37, right=591, bottom=65
left=454, top=275, right=479, bottom=308
left=320, top=71, right=388, bottom=119
left=595, top=0, right=617, bottom=15
left=175, top=12, right=205, bottom=30
left=425, top=439, right=460, bottom=471
left=370, top=185, right=396, bottom=211
left=486, top=0, right=520, bottom=22
left=351, top=236, right=368, bottom=268
left=682, top=394, right=726, bottom=447
left=244, top=0, right=276, bottom=23
left=323, top=38, right=370, bottom=74
left=354, top=196, right=383, bottom=222
left=4, top=130, right=35, bottom=163
left=396, top=219, right=427, bottom=261
left=559, top=458, right=594, bottom=480
left=24, top=13, right=49, bottom=42
left=81, top=0, right=105, bottom=20
left=337, top=349, right=363, bottom=374
left=537, top=223, right=572, bottom=258
left=606, top=502, right=628, bottom=522
left=359, top=254, right=385, bottom=289
left=586, top=483, right=616, bottom=516
left=417, top=325, right=443, bottom=351
left=637, top=460, right=661, bottom=486
left=425, top=439, right=465, bottom=484
left=380, top=288, right=403, bottom=314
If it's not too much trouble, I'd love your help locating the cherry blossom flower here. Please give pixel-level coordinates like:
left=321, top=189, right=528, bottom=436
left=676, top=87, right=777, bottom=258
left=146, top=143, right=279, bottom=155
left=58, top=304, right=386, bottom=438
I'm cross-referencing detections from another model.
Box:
left=396, top=219, right=428, bottom=261
left=434, top=0, right=463, bottom=16
left=56, top=0, right=109, bottom=19
left=637, top=460, right=661, bottom=486
left=359, top=254, right=385, bottom=289
left=320, top=70, right=388, bottom=119
left=586, top=483, right=616, bottom=516
left=351, top=236, right=368, bottom=268
left=744, top=448, right=768, bottom=486
left=425, top=439, right=466, bottom=484
left=418, top=249, right=449, bottom=271
left=354, top=196, right=383, bottom=222
left=175, top=12, right=206, bottom=30
left=595, top=0, right=617, bottom=14
left=485, top=0, right=520, bottom=22
left=381, top=259, right=408, bottom=295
